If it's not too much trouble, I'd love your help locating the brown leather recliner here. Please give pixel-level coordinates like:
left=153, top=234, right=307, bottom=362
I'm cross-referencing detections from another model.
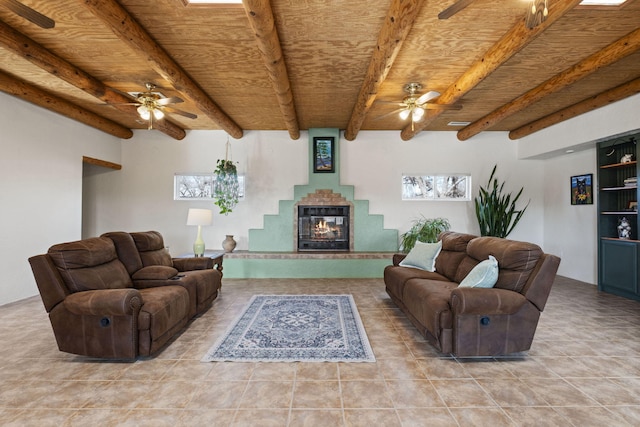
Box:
left=102, top=231, right=221, bottom=316
left=29, top=237, right=192, bottom=358
left=384, top=231, right=561, bottom=357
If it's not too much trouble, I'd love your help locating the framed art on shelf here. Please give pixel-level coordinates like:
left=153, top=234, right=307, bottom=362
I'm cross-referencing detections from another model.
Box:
left=313, top=137, right=334, bottom=173
left=570, top=173, right=593, bottom=205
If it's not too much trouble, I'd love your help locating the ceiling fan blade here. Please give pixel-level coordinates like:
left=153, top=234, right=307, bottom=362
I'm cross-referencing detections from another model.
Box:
left=163, top=106, right=197, bottom=119
left=378, top=100, right=406, bottom=106
left=374, top=108, right=404, bottom=121
left=1, top=0, right=55, bottom=29
left=438, top=0, right=475, bottom=20
left=156, top=96, right=184, bottom=106
left=416, top=90, right=441, bottom=104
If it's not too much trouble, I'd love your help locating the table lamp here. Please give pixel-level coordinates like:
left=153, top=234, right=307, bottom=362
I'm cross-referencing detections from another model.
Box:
left=186, top=208, right=213, bottom=257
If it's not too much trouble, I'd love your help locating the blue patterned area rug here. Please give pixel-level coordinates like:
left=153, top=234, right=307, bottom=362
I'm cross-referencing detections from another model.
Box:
left=201, top=295, right=375, bottom=362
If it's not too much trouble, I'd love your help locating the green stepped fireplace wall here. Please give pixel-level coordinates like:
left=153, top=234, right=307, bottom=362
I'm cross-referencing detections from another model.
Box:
left=227, top=128, right=398, bottom=278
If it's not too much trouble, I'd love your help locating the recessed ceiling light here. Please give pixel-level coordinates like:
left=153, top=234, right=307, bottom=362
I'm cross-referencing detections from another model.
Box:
left=566, top=149, right=575, bottom=153
left=579, top=0, right=627, bottom=5
left=184, top=0, right=242, bottom=5
left=447, top=121, right=471, bottom=126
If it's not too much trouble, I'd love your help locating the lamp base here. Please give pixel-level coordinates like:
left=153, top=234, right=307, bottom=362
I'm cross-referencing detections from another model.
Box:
left=193, top=242, right=205, bottom=257
left=193, top=225, right=205, bottom=257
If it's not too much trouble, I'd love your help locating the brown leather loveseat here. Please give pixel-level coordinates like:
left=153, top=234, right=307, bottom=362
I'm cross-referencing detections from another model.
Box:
left=28, top=231, right=221, bottom=359
left=384, top=231, right=560, bottom=357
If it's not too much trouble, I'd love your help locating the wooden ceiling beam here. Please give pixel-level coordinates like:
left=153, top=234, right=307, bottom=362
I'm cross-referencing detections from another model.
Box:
left=242, top=0, right=299, bottom=140
left=82, top=0, right=243, bottom=139
left=0, top=71, right=133, bottom=139
left=438, top=0, right=475, bottom=20
left=344, top=0, right=424, bottom=141
left=459, top=27, right=640, bottom=141
left=83, top=156, right=122, bottom=170
left=400, top=0, right=583, bottom=141
left=0, top=20, right=186, bottom=140
left=509, top=77, right=640, bottom=140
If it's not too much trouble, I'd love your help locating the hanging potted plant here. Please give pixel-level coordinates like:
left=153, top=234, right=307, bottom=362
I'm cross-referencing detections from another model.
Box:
left=213, top=137, right=240, bottom=216
left=474, top=164, right=529, bottom=238
left=213, top=158, right=239, bottom=215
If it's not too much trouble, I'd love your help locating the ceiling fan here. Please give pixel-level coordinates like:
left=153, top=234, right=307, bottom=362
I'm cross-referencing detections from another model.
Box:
left=0, top=0, right=55, bottom=28
left=380, top=82, right=462, bottom=130
left=124, top=83, right=197, bottom=130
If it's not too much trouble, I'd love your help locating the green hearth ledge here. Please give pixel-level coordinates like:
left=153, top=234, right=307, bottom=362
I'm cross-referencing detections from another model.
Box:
left=242, top=128, right=398, bottom=278
left=222, top=258, right=393, bottom=279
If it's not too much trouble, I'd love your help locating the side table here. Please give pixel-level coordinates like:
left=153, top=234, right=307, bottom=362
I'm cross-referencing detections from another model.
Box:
left=178, top=250, right=225, bottom=276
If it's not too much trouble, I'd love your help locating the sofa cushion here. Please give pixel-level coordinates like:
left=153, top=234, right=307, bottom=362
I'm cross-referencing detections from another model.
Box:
left=403, top=278, right=457, bottom=337
left=399, top=240, right=442, bottom=271
left=384, top=265, right=449, bottom=302
left=459, top=255, right=499, bottom=288
left=101, top=232, right=144, bottom=275
left=131, top=231, right=173, bottom=267
left=435, top=232, right=477, bottom=281
left=466, top=237, right=543, bottom=293
left=48, top=237, right=133, bottom=292
left=132, top=265, right=179, bottom=281
left=181, top=269, right=222, bottom=311
left=137, top=285, right=190, bottom=339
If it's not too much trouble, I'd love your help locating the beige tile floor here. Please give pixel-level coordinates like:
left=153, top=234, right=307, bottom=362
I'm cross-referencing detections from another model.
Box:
left=1, top=276, right=640, bottom=426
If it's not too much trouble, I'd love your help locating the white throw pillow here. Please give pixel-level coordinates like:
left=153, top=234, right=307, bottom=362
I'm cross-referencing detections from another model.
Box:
left=399, top=240, right=442, bottom=272
left=459, top=255, right=499, bottom=288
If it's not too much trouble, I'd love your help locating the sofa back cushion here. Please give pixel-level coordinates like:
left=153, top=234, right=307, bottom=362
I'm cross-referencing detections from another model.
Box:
left=130, top=231, right=173, bottom=267
left=48, top=237, right=133, bottom=293
left=455, top=237, right=543, bottom=293
left=101, top=231, right=144, bottom=275
left=434, top=231, right=477, bottom=281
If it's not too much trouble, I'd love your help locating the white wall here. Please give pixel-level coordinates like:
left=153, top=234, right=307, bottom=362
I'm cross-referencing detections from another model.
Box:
left=0, top=92, right=121, bottom=305
left=542, top=149, right=597, bottom=283
left=4, top=91, right=639, bottom=305
left=519, top=93, right=640, bottom=284
left=88, top=128, right=544, bottom=259
left=84, top=130, right=309, bottom=255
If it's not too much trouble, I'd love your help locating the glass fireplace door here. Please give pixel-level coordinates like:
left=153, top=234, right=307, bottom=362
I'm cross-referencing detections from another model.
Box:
left=298, top=206, right=349, bottom=251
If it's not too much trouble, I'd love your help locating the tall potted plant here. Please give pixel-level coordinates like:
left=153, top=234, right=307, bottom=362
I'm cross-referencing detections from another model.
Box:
left=400, top=217, right=451, bottom=253
left=474, top=165, right=529, bottom=238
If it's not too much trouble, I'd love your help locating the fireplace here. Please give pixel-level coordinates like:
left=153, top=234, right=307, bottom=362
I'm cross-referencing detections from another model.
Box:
left=298, top=205, right=350, bottom=251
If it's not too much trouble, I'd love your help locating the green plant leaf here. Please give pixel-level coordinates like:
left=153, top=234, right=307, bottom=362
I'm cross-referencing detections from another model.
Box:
left=474, top=164, right=528, bottom=238
left=400, top=216, right=451, bottom=252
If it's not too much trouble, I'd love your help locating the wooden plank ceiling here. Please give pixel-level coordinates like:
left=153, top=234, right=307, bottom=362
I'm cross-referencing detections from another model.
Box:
left=0, top=0, right=638, bottom=141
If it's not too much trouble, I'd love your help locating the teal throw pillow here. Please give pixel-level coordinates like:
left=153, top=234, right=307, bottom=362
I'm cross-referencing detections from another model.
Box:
left=459, top=255, right=499, bottom=288
left=399, top=240, right=442, bottom=272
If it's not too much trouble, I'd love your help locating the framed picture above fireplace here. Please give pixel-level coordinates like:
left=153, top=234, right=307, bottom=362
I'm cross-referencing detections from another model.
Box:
left=402, top=173, right=471, bottom=201
left=313, top=137, right=334, bottom=173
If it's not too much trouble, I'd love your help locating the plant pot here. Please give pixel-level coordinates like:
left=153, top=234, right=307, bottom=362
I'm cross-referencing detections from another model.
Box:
left=222, top=235, right=237, bottom=252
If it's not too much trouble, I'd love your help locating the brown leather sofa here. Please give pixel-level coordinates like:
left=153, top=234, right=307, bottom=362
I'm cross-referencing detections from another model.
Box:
left=28, top=231, right=222, bottom=359
left=384, top=231, right=560, bottom=357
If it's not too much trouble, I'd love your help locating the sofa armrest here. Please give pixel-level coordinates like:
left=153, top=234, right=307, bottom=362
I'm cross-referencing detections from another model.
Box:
left=172, top=257, right=213, bottom=271
left=392, top=254, right=407, bottom=266
left=450, top=287, right=527, bottom=316
left=63, top=289, right=142, bottom=316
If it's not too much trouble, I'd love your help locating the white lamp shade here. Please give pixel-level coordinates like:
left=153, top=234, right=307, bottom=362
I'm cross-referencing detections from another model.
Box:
left=186, top=208, right=213, bottom=226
